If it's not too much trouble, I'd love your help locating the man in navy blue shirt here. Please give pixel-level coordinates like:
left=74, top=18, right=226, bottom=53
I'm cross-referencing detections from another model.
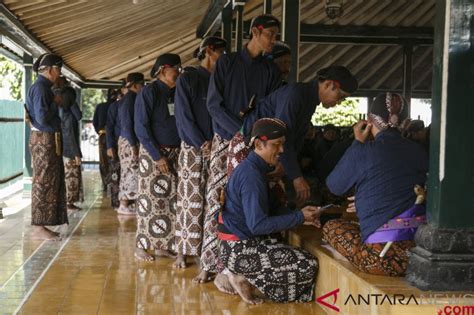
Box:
left=93, top=89, right=118, bottom=191
left=117, top=73, right=144, bottom=216
left=27, top=53, right=68, bottom=241
left=228, top=66, right=358, bottom=206
left=200, top=14, right=283, bottom=284
left=323, top=93, right=428, bottom=276
left=173, top=37, right=229, bottom=283
left=219, top=118, right=322, bottom=304
left=134, top=53, right=182, bottom=261
left=105, top=83, right=125, bottom=210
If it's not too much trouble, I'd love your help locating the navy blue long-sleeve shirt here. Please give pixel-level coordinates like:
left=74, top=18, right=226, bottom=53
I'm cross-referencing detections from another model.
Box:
left=207, top=47, right=282, bottom=140
left=118, top=91, right=138, bottom=146
left=242, top=81, right=320, bottom=180
left=26, top=75, right=61, bottom=133
left=134, top=80, right=180, bottom=161
left=59, top=87, right=82, bottom=158
left=175, top=66, right=213, bottom=148
left=326, top=128, right=428, bottom=241
left=223, top=151, right=304, bottom=240
left=93, top=100, right=111, bottom=133
left=106, top=100, right=121, bottom=150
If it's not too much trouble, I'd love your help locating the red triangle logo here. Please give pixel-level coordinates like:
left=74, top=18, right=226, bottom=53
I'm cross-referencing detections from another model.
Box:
left=316, top=288, right=340, bottom=312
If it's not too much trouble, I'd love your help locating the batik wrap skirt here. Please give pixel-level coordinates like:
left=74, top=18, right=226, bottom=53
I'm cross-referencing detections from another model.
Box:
left=200, top=134, right=229, bottom=272
left=107, top=156, right=120, bottom=209
left=63, top=157, right=84, bottom=204
left=322, top=219, right=415, bottom=277
left=29, top=131, right=68, bottom=226
left=118, top=137, right=139, bottom=201
left=219, top=236, right=318, bottom=303
left=98, top=132, right=109, bottom=189
left=136, top=145, right=179, bottom=252
left=175, top=142, right=210, bottom=256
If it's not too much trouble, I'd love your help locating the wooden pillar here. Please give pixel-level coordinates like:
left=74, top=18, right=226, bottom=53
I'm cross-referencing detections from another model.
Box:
left=235, top=4, right=244, bottom=52
left=22, top=54, right=33, bottom=196
left=282, top=0, right=300, bottom=83
left=264, top=0, right=272, bottom=14
left=221, top=3, right=233, bottom=52
left=402, top=43, right=413, bottom=115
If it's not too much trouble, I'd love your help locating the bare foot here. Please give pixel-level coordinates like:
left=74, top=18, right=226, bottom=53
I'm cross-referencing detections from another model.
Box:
left=173, top=254, right=187, bottom=269
left=228, top=272, right=263, bottom=305
left=192, top=269, right=213, bottom=283
left=214, top=273, right=237, bottom=295
left=135, top=248, right=155, bottom=262
left=32, top=226, right=61, bottom=241
left=155, top=249, right=177, bottom=259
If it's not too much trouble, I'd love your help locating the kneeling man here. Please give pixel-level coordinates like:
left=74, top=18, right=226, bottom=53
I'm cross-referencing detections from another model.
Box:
left=218, top=118, right=323, bottom=304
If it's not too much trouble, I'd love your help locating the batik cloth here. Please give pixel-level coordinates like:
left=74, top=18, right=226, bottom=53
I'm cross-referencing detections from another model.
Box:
left=98, top=132, right=109, bottom=190
left=200, top=134, right=229, bottom=272
left=322, top=219, right=415, bottom=277
left=118, top=137, right=139, bottom=201
left=136, top=145, right=179, bottom=252
left=63, top=157, right=84, bottom=204
left=107, top=157, right=121, bottom=209
left=29, top=131, right=68, bottom=226
left=175, top=142, right=210, bottom=256
left=220, top=236, right=318, bottom=303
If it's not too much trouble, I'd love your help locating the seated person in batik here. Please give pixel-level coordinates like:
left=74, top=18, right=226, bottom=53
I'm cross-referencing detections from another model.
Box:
left=218, top=118, right=324, bottom=304
left=322, top=92, right=428, bottom=277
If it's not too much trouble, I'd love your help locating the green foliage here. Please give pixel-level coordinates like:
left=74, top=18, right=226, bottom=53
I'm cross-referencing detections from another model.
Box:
left=81, top=88, right=105, bottom=119
left=312, top=98, right=361, bottom=127
left=0, top=56, right=23, bottom=101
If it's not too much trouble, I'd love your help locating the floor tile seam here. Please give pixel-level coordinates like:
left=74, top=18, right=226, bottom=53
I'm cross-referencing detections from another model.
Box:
left=95, top=261, right=114, bottom=315
left=13, top=192, right=102, bottom=315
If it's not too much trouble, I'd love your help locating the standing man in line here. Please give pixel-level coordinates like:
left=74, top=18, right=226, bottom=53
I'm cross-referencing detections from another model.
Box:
left=26, top=53, right=67, bottom=240
left=174, top=36, right=231, bottom=290
left=93, top=89, right=117, bottom=191
left=198, top=14, right=283, bottom=284
left=117, top=73, right=144, bottom=215
left=106, top=82, right=126, bottom=210
left=134, top=53, right=182, bottom=261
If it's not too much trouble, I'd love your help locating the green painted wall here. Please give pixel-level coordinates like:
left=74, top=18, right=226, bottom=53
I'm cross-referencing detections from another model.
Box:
left=0, top=99, right=24, bottom=189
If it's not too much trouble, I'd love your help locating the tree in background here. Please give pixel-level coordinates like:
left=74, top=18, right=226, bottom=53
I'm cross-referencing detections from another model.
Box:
left=312, top=98, right=360, bottom=127
left=0, top=56, right=23, bottom=101
left=81, top=88, right=105, bottom=120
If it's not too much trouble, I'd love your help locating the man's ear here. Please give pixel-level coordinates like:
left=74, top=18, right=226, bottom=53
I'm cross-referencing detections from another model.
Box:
left=251, top=26, right=259, bottom=39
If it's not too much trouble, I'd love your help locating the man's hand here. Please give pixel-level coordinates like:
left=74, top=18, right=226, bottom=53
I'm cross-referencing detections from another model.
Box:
left=107, top=148, right=116, bottom=159
left=156, top=156, right=169, bottom=174
left=346, top=196, right=356, bottom=213
left=301, top=205, right=324, bottom=228
left=293, top=176, right=310, bottom=203
left=353, top=120, right=372, bottom=143
left=267, top=163, right=285, bottom=179
left=74, top=156, right=81, bottom=166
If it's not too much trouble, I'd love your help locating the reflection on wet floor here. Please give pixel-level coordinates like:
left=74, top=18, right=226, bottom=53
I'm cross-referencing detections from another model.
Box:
left=0, top=172, right=324, bottom=314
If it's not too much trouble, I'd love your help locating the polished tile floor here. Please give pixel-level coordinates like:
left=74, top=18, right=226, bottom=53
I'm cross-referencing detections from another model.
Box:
left=0, top=172, right=324, bottom=315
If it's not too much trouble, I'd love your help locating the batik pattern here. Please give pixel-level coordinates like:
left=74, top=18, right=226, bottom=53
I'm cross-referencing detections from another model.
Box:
left=175, top=142, right=210, bottom=256
left=322, top=219, right=415, bottom=277
left=136, top=146, right=179, bottom=252
left=29, top=131, right=68, bottom=226
left=63, top=157, right=84, bottom=204
left=118, top=137, right=139, bottom=201
left=220, top=236, right=318, bottom=303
